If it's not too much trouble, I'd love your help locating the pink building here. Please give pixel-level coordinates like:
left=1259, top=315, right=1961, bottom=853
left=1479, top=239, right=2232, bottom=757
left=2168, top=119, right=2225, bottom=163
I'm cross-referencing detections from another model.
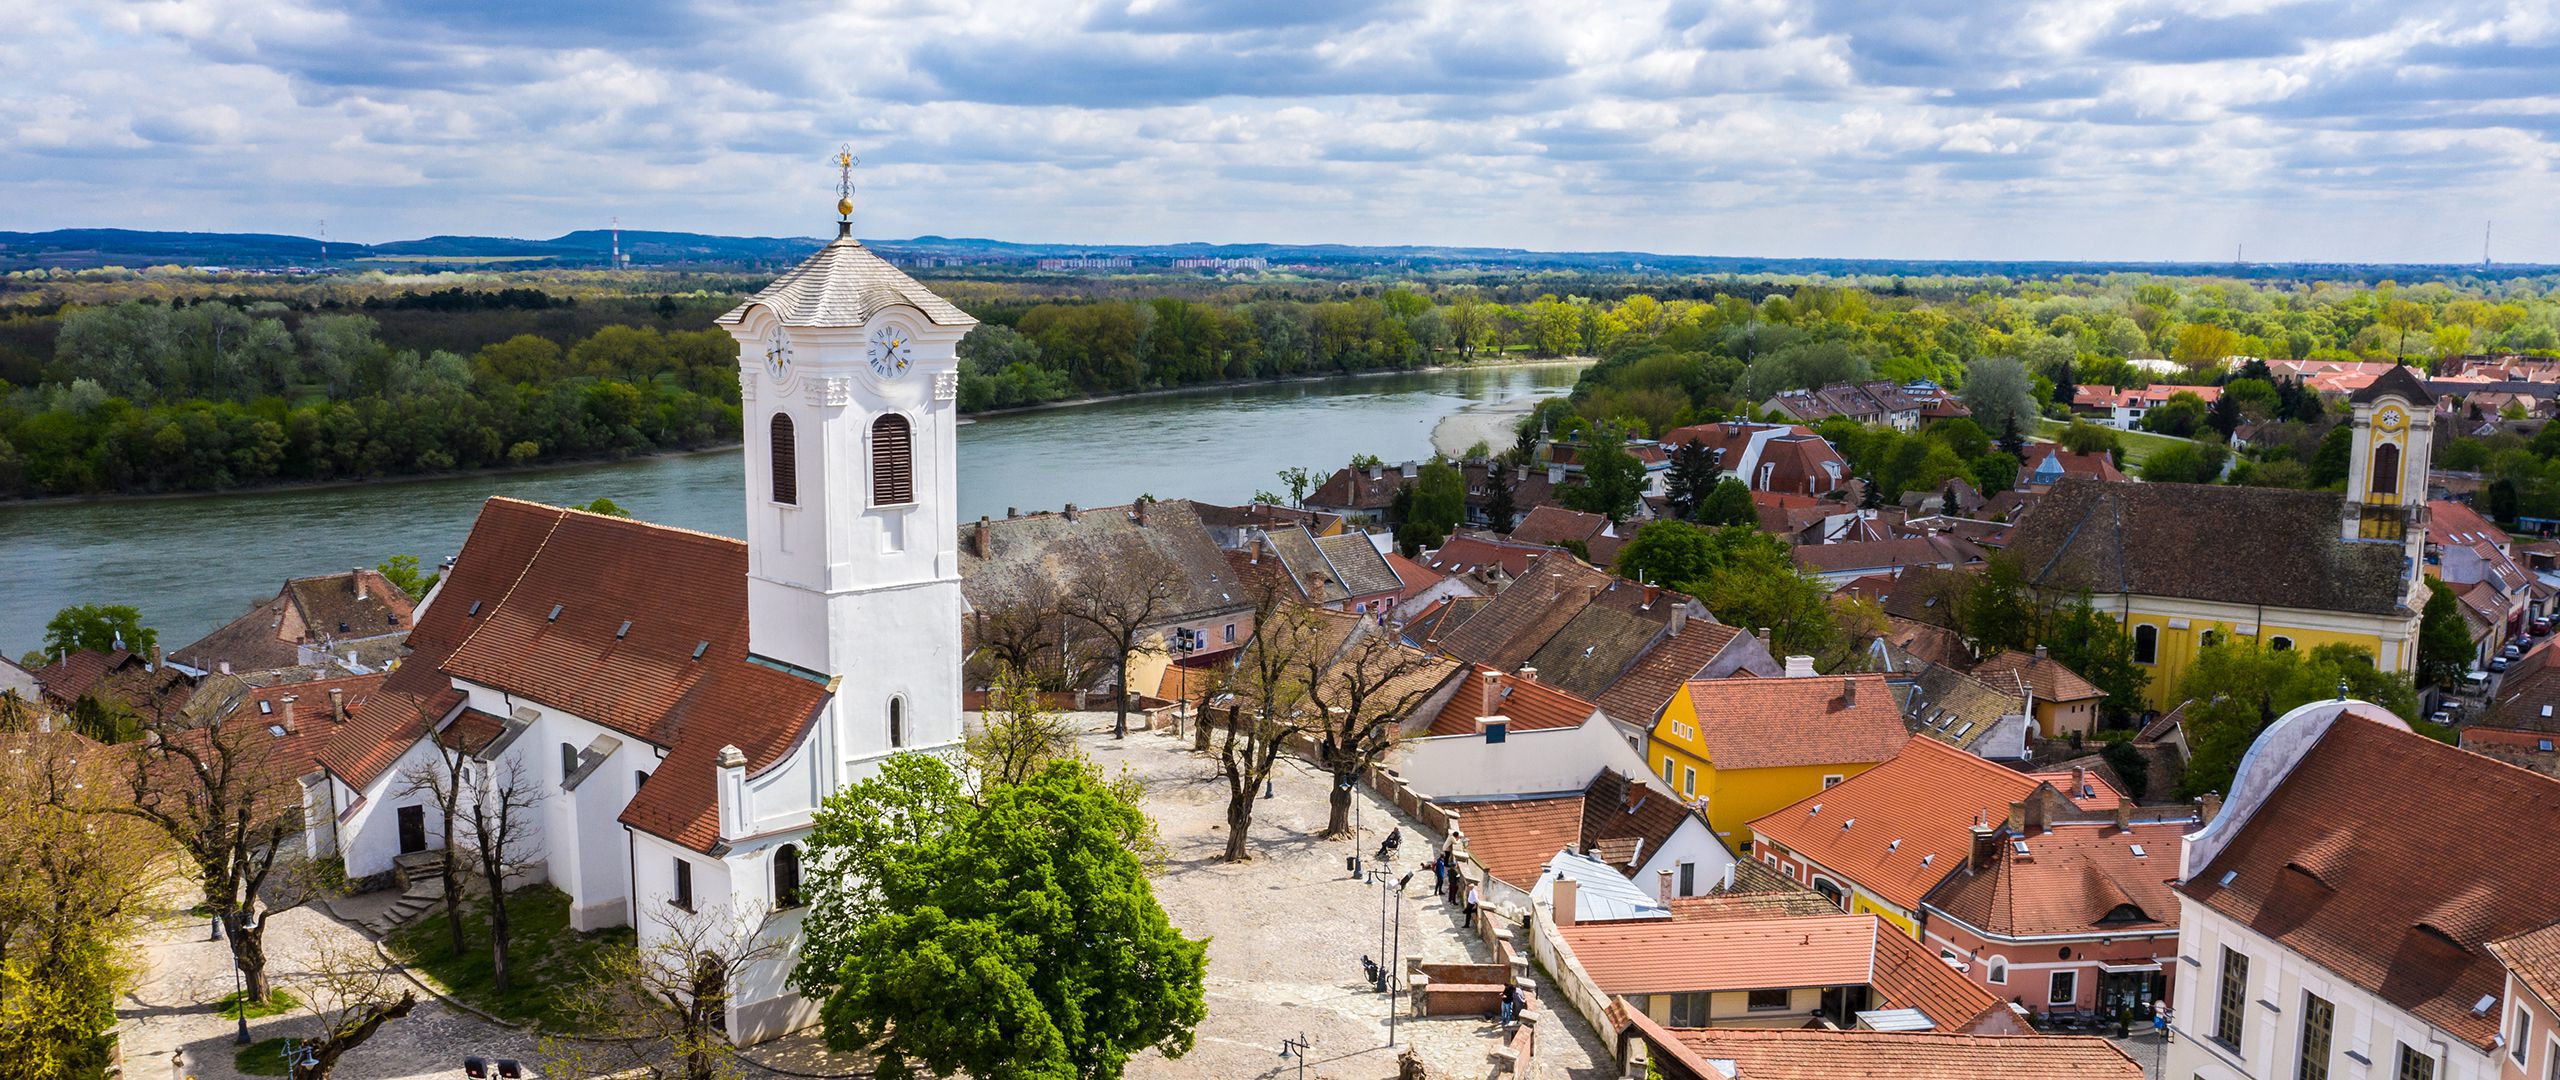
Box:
left=1919, top=815, right=2191, bottom=1021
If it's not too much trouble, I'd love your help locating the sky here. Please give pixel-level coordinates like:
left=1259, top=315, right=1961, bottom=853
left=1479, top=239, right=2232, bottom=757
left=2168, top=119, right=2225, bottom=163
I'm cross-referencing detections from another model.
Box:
left=4, top=0, right=2558, bottom=264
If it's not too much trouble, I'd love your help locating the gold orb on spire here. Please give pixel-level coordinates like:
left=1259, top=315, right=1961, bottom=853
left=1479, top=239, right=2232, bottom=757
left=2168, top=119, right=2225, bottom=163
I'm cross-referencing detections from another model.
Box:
left=833, top=145, right=858, bottom=228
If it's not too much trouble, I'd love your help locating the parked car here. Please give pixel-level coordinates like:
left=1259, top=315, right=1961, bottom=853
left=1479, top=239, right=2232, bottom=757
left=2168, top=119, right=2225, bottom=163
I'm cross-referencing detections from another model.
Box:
left=2494, top=656, right=2514, bottom=673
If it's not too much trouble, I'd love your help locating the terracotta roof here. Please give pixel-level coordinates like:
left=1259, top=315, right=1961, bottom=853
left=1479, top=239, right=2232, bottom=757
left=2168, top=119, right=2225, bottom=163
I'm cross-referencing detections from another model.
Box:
left=1510, top=506, right=1626, bottom=565
left=1672, top=673, right=1910, bottom=771
left=1306, top=465, right=1405, bottom=512
left=1561, top=912, right=1881, bottom=995
left=1384, top=552, right=1445, bottom=602
left=1638, top=1025, right=2140, bottom=1080
left=2488, top=922, right=2560, bottom=1015
left=1665, top=888, right=1842, bottom=920
left=1426, top=664, right=1598, bottom=737
left=716, top=236, right=972, bottom=327
left=172, top=569, right=417, bottom=674
left=1881, top=617, right=1972, bottom=671
left=1923, top=820, right=2184, bottom=939
left=1875, top=566, right=1973, bottom=629
left=1435, top=557, right=1614, bottom=671
left=1968, top=648, right=2104, bottom=704
left=2006, top=478, right=2414, bottom=617
left=2482, top=640, right=2560, bottom=734
left=1868, top=920, right=2024, bottom=1033
left=1592, top=621, right=1744, bottom=730
left=1421, top=534, right=1556, bottom=579
left=960, top=500, right=1250, bottom=623
left=2429, top=499, right=2513, bottom=550
left=1752, top=490, right=1835, bottom=536
left=1578, top=769, right=1697, bottom=877
left=2029, top=765, right=2127, bottom=811
left=2183, top=714, right=2560, bottom=1049
left=1451, top=795, right=1586, bottom=889
left=1750, top=738, right=2043, bottom=911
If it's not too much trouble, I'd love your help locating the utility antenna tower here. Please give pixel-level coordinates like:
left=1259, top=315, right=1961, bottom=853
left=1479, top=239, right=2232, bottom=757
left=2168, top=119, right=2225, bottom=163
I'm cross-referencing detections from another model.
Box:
left=2236, top=242, right=2245, bottom=267
left=2485, top=221, right=2493, bottom=267
left=612, top=215, right=622, bottom=268
left=317, top=219, right=328, bottom=265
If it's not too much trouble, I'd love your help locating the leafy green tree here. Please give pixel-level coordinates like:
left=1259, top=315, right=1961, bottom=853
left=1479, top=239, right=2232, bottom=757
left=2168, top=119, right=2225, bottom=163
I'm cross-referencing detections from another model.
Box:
left=1276, top=466, right=1318, bottom=507
left=2040, top=596, right=2148, bottom=722
left=1558, top=426, right=1646, bottom=522
left=2177, top=641, right=2422, bottom=798
left=1614, top=519, right=1721, bottom=588
left=2416, top=578, right=2476, bottom=689
left=2308, top=423, right=2354, bottom=487
left=1663, top=439, right=1721, bottom=521
left=1410, top=459, right=1468, bottom=537
left=795, top=754, right=1207, bottom=1080
left=579, top=497, right=630, bottom=517
left=1969, top=452, right=2018, bottom=496
left=378, top=555, right=439, bottom=602
left=1697, top=477, right=1756, bottom=527
left=41, top=604, right=155, bottom=662
left=1957, top=557, right=2036, bottom=658
left=2058, top=420, right=2122, bottom=461
left=2098, top=738, right=2149, bottom=801
left=2140, top=441, right=2230, bottom=484
left=2140, top=392, right=2208, bottom=437
left=1959, top=357, right=2039, bottom=438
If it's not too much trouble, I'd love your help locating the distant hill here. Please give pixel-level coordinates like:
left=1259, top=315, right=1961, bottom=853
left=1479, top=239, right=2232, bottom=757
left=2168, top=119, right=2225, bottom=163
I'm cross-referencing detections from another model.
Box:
left=0, top=226, right=2549, bottom=282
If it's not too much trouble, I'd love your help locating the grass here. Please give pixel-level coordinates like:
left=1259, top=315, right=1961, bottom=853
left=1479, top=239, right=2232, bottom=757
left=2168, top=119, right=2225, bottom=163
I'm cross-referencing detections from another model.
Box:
left=215, top=988, right=299, bottom=1020
left=382, top=884, right=633, bottom=1028
left=236, top=1036, right=294, bottom=1076
left=2036, top=418, right=2195, bottom=469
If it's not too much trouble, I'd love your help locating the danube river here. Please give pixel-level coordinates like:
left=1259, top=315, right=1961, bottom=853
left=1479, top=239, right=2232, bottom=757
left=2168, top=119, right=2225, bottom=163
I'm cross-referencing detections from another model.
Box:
left=0, top=362, right=1585, bottom=653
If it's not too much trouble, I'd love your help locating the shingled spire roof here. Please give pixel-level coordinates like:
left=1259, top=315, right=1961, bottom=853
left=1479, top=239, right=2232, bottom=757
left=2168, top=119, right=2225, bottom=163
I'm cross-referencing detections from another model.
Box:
left=716, top=236, right=972, bottom=328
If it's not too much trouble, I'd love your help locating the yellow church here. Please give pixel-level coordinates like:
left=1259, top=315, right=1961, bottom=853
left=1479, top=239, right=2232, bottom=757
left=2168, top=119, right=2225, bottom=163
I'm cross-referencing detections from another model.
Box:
left=2005, top=366, right=2433, bottom=712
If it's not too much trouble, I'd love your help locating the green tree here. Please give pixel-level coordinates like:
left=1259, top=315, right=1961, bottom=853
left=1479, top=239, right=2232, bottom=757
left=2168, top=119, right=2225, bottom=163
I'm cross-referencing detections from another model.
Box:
left=579, top=497, right=630, bottom=517
left=1276, top=466, right=1319, bottom=507
left=1697, top=477, right=1756, bottom=527
left=2140, top=392, right=2208, bottom=437
left=795, top=754, right=1207, bottom=1080
left=41, top=604, right=155, bottom=662
left=1613, top=519, right=1720, bottom=588
left=1481, top=471, right=1517, bottom=533
left=2058, top=420, right=2122, bottom=461
left=1958, top=357, right=2039, bottom=439
left=377, top=555, right=439, bottom=602
left=2177, top=640, right=2421, bottom=798
left=1408, top=459, right=1468, bottom=538
left=1663, top=439, right=1720, bottom=522
left=1558, top=426, right=1645, bottom=522
left=2308, top=423, right=2353, bottom=487
left=1957, top=557, right=2035, bottom=659
left=2041, top=596, right=2148, bottom=723
left=2416, top=578, right=2476, bottom=690
left=2140, top=441, right=2230, bottom=484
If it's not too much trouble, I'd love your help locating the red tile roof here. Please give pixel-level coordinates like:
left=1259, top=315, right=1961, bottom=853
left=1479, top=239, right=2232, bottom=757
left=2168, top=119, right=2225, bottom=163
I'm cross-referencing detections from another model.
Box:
left=1452, top=795, right=1586, bottom=890
left=2182, top=714, right=2560, bottom=1049
left=1562, top=912, right=1880, bottom=995
left=1969, top=648, right=2105, bottom=704
left=1923, top=820, right=2185, bottom=939
left=1591, top=621, right=1744, bottom=730
left=1435, top=557, right=1614, bottom=671
left=1633, top=1024, right=2141, bottom=1080
left=1426, top=665, right=1598, bottom=737
left=2488, top=922, right=2560, bottom=1018
left=1868, top=919, right=2026, bottom=1033
left=1677, top=673, right=1911, bottom=771
left=1750, top=738, right=2043, bottom=911
left=1383, top=552, right=1445, bottom=603
left=1422, top=534, right=1557, bottom=579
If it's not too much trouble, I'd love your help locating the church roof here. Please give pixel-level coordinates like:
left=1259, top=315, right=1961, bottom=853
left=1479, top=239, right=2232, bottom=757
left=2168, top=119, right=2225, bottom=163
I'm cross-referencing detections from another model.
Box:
left=717, top=236, right=973, bottom=329
left=2003, top=477, right=2413, bottom=617
left=2350, top=362, right=2437, bottom=406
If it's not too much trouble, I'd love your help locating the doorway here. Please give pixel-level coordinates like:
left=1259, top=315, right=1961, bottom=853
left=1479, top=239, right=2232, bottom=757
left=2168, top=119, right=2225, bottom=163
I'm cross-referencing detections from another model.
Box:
left=397, top=805, right=428, bottom=854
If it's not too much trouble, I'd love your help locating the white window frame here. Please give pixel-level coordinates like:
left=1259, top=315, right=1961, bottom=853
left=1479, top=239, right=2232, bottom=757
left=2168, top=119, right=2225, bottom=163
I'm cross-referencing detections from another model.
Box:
left=1822, top=773, right=1845, bottom=788
left=2517, top=1004, right=2534, bottom=1065
left=2048, top=969, right=2077, bottom=1006
left=1682, top=767, right=1697, bottom=798
left=1985, top=956, right=2007, bottom=985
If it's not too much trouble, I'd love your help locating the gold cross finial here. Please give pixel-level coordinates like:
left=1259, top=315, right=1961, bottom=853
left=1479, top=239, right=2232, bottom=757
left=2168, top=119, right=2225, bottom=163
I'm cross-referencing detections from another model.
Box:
left=834, top=144, right=858, bottom=234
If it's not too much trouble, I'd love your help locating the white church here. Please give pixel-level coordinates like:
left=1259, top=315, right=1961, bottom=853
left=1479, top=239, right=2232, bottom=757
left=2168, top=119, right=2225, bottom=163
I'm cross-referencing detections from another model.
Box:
left=301, top=199, right=975, bottom=1043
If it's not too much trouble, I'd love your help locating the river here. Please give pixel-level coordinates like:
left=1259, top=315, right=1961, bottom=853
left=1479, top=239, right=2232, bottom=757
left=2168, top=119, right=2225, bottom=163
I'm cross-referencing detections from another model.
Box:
left=0, top=362, right=1587, bottom=653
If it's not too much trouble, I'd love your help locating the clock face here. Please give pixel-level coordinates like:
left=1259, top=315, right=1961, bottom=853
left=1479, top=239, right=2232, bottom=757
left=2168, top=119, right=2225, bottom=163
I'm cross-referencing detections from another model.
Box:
left=2377, top=406, right=2406, bottom=433
left=762, top=324, right=794, bottom=384
left=868, top=323, right=912, bottom=379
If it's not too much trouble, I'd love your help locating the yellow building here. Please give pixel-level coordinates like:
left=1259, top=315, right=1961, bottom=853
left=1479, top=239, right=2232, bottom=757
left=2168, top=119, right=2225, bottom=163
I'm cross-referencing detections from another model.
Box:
left=1646, top=670, right=1911, bottom=854
left=2006, top=367, right=2434, bottom=713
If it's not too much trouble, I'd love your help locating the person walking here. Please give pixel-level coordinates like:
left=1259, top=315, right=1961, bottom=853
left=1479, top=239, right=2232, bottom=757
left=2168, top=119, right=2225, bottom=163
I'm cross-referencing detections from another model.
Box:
left=1464, top=882, right=1481, bottom=921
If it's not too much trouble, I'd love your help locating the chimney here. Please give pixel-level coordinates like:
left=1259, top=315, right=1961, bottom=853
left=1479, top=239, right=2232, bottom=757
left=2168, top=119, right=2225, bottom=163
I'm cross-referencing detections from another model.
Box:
left=1667, top=606, right=1688, bottom=637
left=1784, top=655, right=1817, bottom=678
left=148, top=643, right=162, bottom=671
left=2197, top=792, right=2223, bottom=826
left=2114, top=803, right=2134, bottom=833
left=1251, top=535, right=1266, bottom=564
left=972, top=516, right=991, bottom=558
left=2024, top=793, right=2050, bottom=834
left=1400, top=461, right=1418, bottom=479
left=1519, top=666, right=1539, bottom=682
left=1515, top=463, right=1529, bottom=483
left=1063, top=503, right=1079, bottom=522
left=2069, top=765, right=2088, bottom=800
left=353, top=569, right=367, bottom=601
left=2005, top=800, right=2027, bottom=833
left=716, top=744, right=751, bottom=842
left=279, top=694, right=298, bottom=734
left=1969, top=823, right=1999, bottom=872
left=1135, top=499, right=1150, bottom=526
left=1842, top=677, right=1857, bottom=706
left=1548, top=463, right=1567, bottom=485
left=1479, top=668, right=1501, bottom=719
left=1551, top=875, right=1579, bottom=928
left=2033, top=643, right=2048, bottom=664
left=1007, top=506, right=1018, bottom=519
left=218, top=661, right=232, bottom=676
left=1658, top=868, right=1676, bottom=906
left=328, top=686, right=346, bottom=725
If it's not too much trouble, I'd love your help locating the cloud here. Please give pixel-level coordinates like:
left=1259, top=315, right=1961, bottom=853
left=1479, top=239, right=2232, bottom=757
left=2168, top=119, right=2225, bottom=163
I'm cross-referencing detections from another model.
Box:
left=0, top=0, right=2551, bottom=261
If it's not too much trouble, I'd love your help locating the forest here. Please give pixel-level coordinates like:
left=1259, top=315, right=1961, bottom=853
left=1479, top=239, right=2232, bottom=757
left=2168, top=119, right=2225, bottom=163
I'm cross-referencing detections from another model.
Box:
left=3, top=264, right=2557, bottom=499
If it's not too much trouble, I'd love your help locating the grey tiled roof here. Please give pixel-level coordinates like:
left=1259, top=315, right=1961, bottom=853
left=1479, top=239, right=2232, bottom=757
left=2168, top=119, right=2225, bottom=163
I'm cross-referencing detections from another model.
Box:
left=1314, top=532, right=1404, bottom=598
left=717, top=237, right=972, bottom=328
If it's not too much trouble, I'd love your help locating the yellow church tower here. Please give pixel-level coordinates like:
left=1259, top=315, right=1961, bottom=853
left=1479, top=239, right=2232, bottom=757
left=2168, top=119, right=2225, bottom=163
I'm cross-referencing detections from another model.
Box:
left=2341, top=364, right=2435, bottom=583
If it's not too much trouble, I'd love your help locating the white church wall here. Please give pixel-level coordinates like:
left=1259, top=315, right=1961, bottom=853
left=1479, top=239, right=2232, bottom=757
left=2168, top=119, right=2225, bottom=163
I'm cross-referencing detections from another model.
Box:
left=335, top=738, right=450, bottom=881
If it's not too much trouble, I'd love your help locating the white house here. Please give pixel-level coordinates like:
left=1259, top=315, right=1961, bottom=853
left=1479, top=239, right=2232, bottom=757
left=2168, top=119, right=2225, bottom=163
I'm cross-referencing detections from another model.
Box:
left=303, top=205, right=976, bottom=1045
left=2166, top=697, right=2560, bottom=1080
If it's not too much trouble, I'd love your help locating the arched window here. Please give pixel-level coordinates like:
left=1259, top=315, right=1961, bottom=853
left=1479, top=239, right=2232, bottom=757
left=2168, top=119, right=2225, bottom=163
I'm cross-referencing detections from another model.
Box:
left=770, top=414, right=798, bottom=505
left=2371, top=443, right=2400, bottom=496
left=889, top=696, right=905, bottom=748
left=2133, top=624, right=2159, bottom=665
left=774, top=844, right=802, bottom=908
left=2269, top=635, right=2294, bottom=652
left=872, top=414, right=913, bottom=506
left=1986, top=956, right=2009, bottom=985
left=1812, top=877, right=1847, bottom=911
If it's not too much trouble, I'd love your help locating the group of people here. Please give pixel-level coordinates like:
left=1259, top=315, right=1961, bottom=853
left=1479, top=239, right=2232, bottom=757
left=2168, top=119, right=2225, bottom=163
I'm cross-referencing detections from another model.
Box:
left=1423, top=838, right=1481, bottom=919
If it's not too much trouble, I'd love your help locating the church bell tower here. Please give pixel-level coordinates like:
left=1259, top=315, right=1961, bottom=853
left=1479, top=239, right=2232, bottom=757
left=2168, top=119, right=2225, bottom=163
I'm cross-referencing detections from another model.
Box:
left=715, top=148, right=976, bottom=767
left=2341, top=364, right=2435, bottom=582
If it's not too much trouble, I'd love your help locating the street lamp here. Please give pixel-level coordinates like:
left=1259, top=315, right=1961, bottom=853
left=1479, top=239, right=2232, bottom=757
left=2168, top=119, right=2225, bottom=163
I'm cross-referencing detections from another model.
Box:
left=227, top=908, right=260, bottom=1045
left=1388, top=871, right=1415, bottom=1046
left=1278, top=1032, right=1310, bottom=1080
left=1166, top=628, right=1194, bottom=738
left=1342, top=777, right=1363, bottom=878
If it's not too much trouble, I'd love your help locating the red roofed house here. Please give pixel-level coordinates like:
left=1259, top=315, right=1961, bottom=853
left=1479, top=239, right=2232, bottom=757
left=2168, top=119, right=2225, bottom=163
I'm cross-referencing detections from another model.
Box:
left=1968, top=644, right=2109, bottom=738
left=1616, top=1012, right=2141, bottom=1080
left=2018, top=444, right=2129, bottom=492
left=168, top=567, right=418, bottom=678
left=2108, top=384, right=2223, bottom=430
left=304, top=224, right=980, bottom=1045
left=1656, top=421, right=1851, bottom=496
left=2166, top=699, right=2560, bottom=1080
left=1919, top=810, right=2189, bottom=1020
left=1648, top=666, right=1913, bottom=852
left=2431, top=498, right=2541, bottom=654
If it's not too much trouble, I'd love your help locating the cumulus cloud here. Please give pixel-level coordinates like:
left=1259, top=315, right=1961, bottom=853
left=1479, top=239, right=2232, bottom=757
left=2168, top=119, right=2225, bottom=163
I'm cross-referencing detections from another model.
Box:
left=0, top=0, right=2554, bottom=261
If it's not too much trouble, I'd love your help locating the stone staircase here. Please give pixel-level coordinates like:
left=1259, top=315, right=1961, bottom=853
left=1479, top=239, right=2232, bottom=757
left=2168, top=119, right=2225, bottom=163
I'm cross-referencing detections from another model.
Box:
left=360, top=851, right=452, bottom=937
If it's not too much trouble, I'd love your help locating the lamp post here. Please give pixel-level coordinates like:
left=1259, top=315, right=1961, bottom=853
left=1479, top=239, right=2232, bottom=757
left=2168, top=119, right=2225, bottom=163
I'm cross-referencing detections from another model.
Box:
left=1388, top=871, right=1414, bottom=1046
left=1278, top=1032, right=1310, bottom=1080
left=1342, top=777, right=1363, bottom=879
left=1166, top=628, right=1193, bottom=738
left=227, top=909, right=259, bottom=1045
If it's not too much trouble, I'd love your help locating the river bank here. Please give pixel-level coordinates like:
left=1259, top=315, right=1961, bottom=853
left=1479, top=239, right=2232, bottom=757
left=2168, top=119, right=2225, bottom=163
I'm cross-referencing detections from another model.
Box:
left=960, top=353, right=1592, bottom=422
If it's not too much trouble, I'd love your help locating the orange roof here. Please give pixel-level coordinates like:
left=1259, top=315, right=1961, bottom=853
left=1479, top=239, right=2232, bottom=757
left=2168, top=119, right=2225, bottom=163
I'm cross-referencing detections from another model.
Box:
left=1426, top=665, right=1598, bottom=737
left=1969, top=648, right=2105, bottom=704
left=2029, top=769, right=2125, bottom=812
left=1749, top=738, right=2043, bottom=911
left=1450, top=795, right=1585, bottom=890
left=1591, top=621, right=1744, bottom=729
left=1669, top=673, right=1910, bottom=771
left=1561, top=913, right=1880, bottom=995
left=1923, top=820, right=2185, bottom=939
left=2489, top=922, right=2560, bottom=1016
left=1636, top=1024, right=2141, bottom=1080
left=1384, top=551, right=1446, bottom=602
left=1868, top=921, right=2023, bottom=1033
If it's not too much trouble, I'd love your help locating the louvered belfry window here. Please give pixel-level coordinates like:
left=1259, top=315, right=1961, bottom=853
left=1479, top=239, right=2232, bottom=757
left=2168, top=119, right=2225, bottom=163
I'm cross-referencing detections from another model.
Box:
left=872, top=414, right=914, bottom=505
left=770, top=413, right=798, bottom=505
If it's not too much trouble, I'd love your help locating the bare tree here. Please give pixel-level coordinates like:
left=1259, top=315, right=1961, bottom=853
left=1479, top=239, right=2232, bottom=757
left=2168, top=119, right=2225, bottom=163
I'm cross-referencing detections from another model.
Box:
left=965, top=663, right=1078, bottom=788
left=1063, top=542, right=1189, bottom=739
left=1215, top=590, right=1321, bottom=862
left=286, top=940, right=419, bottom=1079
left=101, top=683, right=321, bottom=999
left=1305, top=629, right=1449, bottom=839
left=463, top=756, right=544, bottom=994
left=968, top=579, right=1069, bottom=691
left=393, top=728, right=486, bottom=958
left=539, top=900, right=786, bottom=1080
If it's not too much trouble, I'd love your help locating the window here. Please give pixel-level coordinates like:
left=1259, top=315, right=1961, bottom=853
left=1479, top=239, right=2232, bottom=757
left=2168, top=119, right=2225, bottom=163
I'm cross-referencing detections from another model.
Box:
left=1813, top=878, right=1846, bottom=910
left=561, top=742, right=579, bottom=782
left=770, top=413, right=798, bottom=505
left=1682, top=767, right=1696, bottom=798
left=634, top=769, right=649, bottom=790
left=1986, top=957, right=2007, bottom=985
left=2372, top=443, right=2401, bottom=496
left=2215, top=947, right=2249, bottom=1050
left=2395, top=1043, right=2435, bottom=1080
left=2517, top=1005, right=2534, bottom=1065
left=2546, top=1035, right=2559, bottom=1080
left=673, top=858, right=694, bottom=912
left=1678, top=862, right=1697, bottom=897
left=2269, top=635, right=2294, bottom=651
left=1223, top=623, right=1236, bottom=644
left=2200, top=630, right=2219, bottom=649
left=1668, top=991, right=1708, bottom=1027
left=1662, top=757, right=1675, bottom=784
left=1746, top=988, right=1788, bottom=1012
left=1822, top=774, right=1845, bottom=788
left=774, top=844, right=803, bottom=908
left=2299, top=992, right=2332, bottom=1080
left=2049, top=969, right=2078, bottom=1006
left=889, top=697, right=905, bottom=748
left=871, top=414, right=914, bottom=505
left=2134, top=624, right=2159, bottom=665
